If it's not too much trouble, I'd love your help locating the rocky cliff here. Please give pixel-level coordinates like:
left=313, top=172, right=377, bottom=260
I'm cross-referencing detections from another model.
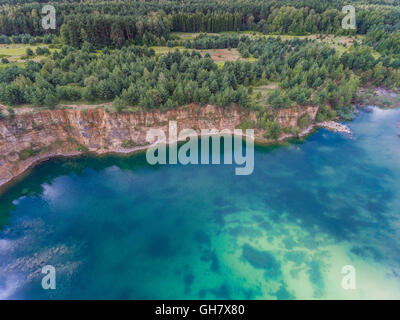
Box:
left=0, top=104, right=318, bottom=190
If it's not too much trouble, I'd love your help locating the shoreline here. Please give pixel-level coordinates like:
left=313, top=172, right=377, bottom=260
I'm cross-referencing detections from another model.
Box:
left=0, top=104, right=319, bottom=192
left=0, top=118, right=352, bottom=195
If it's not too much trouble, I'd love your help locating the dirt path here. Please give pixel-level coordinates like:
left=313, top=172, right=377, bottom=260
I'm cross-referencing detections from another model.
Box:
left=0, top=103, right=112, bottom=116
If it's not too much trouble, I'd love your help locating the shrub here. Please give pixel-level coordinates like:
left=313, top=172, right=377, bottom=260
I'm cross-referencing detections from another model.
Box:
left=7, top=107, right=15, bottom=117
left=264, top=120, right=282, bottom=140
left=337, top=106, right=355, bottom=121
left=122, top=140, right=135, bottom=148
left=113, top=97, right=126, bottom=112
left=26, top=48, right=34, bottom=56
left=19, top=147, right=41, bottom=160
left=56, top=86, right=82, bottom=101
left=316, top=105, right=337, bottom=122
left=36, top=47, right=50, bottom=55
left=298, top=114, right=310, bottom=129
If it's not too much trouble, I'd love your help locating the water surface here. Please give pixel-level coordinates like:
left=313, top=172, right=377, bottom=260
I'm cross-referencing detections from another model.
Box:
left=1, top=107, right=400, bottom=299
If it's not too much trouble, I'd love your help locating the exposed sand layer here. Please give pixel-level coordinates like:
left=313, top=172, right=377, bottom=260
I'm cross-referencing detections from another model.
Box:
left=0, top=104, right=336, bottom=191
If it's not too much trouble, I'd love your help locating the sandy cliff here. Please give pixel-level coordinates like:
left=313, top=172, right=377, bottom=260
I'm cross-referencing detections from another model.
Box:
left=0, top=104, right=318, bottom=189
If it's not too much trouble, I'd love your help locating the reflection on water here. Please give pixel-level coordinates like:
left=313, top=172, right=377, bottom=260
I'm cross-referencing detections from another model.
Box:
left=0, top=107, right=400, bottom=299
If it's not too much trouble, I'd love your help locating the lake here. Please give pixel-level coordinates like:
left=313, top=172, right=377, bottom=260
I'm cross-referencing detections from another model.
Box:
left=1, top=107, right=400, bottom=299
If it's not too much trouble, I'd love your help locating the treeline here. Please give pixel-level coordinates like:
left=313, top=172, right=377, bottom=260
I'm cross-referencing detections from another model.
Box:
left=1, top=0, right=399, bottom=45
left=60, top=13, right=172, bottom=48
left=0, top=33, right=54, bottom=45
left=171, top=12, right=243, bottom=33
left=183, top=34, right=244, bottom=50
left=56, top=5, right=352, bottom=48
left=171, top=7, right=346, bottom=35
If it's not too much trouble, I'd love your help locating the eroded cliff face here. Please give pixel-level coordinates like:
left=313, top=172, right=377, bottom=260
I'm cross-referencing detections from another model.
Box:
left=0, top=104, right=318, bottom=189
left=276, top=106, right=319, bottom=127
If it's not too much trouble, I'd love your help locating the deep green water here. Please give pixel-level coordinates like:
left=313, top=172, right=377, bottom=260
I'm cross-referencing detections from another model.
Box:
left=1, top=107, right=400, bottom=299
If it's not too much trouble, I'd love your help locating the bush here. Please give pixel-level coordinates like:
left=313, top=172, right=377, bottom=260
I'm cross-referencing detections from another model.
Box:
left=43, top=93, right=59, bottom=108
left=43, top=34, right=53, bottom=44
left=56, top=86, right=81, bottom=101
left=113, top=97, right=126, bottom=112
left=7, top=107, right=15, bottom=117
left=298, top=114, right=310, bottom=129
left=26, top=48, right=34, bottom=56
left=121, top=140, right=134, bottom=148
left=19, top=147, right=41, bottom=160
left=315, top=105, right=337, bottom=122
left=0, top=35, right=11, bottom=44
left=36, top=47, right=50, bottom=55
left=264, top=120, right=282, bottom=140
left=337, top=106, right=355, bottom=121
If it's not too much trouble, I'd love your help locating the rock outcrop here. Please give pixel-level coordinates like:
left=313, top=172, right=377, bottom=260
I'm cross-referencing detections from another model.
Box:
left=0, top=104, right=319, bottom=190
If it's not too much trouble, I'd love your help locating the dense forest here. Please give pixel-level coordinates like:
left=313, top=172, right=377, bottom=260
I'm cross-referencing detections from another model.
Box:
left=0, top=0, right=398, bottom=59
left=0, top=0, right=399, bottom=134
left=0, top=1, right=399, bottom=38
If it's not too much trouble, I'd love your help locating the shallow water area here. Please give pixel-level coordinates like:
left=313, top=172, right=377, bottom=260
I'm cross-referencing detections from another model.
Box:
left=1, top=107, right=400, bottom=299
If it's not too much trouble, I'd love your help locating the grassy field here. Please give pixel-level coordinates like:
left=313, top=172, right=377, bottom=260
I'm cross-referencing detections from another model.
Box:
left=170, top=32, right=219, bottom=40
left=151, top=45, right=257, bottom=66
left=168, top=32, right=380, bottom=57
left=0, top=44, right=36, bottom=56
left=0, top=43, right=57, bottom=69
left=220, top=30, right=264, bottom=38
left=151, top=45, right=185, bottom=55
left=152, top=32, right=369, bottom=67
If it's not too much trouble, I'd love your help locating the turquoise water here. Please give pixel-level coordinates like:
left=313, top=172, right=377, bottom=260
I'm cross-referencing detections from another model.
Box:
left=1, top=107, right=400, bottom=299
